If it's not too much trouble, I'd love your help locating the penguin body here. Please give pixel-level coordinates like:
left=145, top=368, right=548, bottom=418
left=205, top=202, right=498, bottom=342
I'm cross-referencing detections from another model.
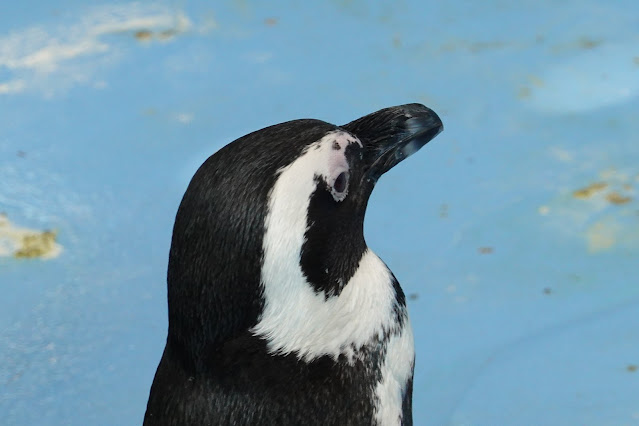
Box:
left=144, top=104, right=443, bottom=426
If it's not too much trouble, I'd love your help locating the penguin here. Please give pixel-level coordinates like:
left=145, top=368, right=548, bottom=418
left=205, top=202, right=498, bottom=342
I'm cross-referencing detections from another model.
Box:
left=144, top=103, right=443, bottom=426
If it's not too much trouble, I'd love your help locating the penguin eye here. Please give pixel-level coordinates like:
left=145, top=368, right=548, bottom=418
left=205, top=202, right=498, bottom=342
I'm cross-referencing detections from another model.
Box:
left=333, top=172, right=348, bottom=194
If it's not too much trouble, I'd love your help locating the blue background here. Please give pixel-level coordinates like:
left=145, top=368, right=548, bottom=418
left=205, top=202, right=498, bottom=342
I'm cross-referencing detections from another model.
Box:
left=1, top=1, right=638, bottom=424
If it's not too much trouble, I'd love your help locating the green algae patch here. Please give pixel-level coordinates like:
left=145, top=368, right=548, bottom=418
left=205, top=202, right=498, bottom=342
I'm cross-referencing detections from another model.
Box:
left=0, top=214, right=62, bottom=259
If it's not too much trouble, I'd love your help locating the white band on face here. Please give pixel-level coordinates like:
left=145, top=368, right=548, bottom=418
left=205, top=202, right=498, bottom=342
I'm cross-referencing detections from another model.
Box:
left=252, top=130, right=402, bottom=362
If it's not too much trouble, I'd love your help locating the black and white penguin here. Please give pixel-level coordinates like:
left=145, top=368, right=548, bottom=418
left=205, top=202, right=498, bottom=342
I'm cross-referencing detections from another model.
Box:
left=144, top=104, right=443, bottom=426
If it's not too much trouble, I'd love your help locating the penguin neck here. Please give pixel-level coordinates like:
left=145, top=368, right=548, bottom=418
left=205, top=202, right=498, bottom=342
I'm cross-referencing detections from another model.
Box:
left=253, top=164, right=401, bottom=362
left=262, top=160, right=370, bottom=298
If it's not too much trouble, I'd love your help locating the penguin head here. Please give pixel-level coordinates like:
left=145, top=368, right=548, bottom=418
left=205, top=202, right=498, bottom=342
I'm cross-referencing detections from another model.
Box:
left=166, top=104, right=442, bottom=362
left=264, top=103, right=444, bottom=298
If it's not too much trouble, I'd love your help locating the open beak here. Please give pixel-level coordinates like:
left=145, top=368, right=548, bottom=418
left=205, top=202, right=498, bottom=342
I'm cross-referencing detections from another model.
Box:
left=342, top=103, right=443, bottom=181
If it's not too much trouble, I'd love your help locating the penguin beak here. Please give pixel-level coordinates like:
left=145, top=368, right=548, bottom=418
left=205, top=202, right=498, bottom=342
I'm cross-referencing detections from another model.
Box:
left=342, top=103, right=443, bottom=181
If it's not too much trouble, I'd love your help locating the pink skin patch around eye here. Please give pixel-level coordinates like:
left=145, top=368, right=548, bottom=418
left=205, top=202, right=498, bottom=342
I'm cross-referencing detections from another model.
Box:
left=325, top=133, right=359, bottom=202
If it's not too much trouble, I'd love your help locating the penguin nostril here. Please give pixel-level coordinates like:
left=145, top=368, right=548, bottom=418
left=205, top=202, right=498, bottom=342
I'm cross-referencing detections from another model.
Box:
left=334, top=172, right=348, bottom=193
